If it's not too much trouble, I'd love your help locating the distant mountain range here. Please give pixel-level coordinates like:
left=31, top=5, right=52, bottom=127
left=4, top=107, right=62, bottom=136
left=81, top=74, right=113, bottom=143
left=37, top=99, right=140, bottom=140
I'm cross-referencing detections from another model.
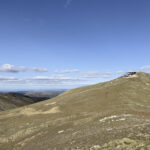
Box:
left=0, top=72, right=150, bottom=149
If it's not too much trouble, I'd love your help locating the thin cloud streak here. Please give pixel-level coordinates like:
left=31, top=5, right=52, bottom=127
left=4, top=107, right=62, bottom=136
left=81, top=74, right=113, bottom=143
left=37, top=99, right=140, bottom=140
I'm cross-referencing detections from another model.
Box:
left=0, top=64, right=49, bottom=73
left=140, top=65, right=150, bottom=71
left=0, top=76, right=18, bottom=81
left=80, top=71, right=101, bottom=78
left=54, top=69, right=80, bottom=74
left=79, top=70, right=125, bottom=79
left=31, top=67, right=49, bottom=72
left=0, top=75, right=86, bottom=85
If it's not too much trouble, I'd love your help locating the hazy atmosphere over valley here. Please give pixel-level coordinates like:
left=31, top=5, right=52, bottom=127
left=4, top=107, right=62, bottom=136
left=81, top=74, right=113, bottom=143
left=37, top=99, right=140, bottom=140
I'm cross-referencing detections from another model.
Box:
left=0, top=0, right=150, bottom=150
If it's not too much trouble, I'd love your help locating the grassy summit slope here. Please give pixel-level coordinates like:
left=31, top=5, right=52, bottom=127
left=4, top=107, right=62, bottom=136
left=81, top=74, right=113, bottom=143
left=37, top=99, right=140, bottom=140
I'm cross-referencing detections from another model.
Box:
left=0, top=72, right=150, bottom=150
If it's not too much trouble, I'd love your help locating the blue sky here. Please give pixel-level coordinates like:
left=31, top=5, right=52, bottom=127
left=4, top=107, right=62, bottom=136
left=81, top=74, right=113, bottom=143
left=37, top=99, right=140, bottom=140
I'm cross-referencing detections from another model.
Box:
left=0, top=0, right=150, bottom=90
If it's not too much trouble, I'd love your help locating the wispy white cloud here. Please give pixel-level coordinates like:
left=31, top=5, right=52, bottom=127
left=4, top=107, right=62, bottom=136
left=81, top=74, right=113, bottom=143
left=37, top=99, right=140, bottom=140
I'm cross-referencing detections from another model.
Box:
left=31, top=76, right=72, bottom=80
left=140, top=65, right=150, bottom=71
left=54, top=69, right=80, bottom=74
left=31, top=67, right=49, bottom=73
left=116, top=70, right=124, bottom=74
left=0, top=64, right=49, bottom=73
left=80, top=71, right=101, bottom=78
left=41, top=75, right=84, bottom=84
left=54, top=70, right=120, bottom=79
left=79, top=70, right=125, bottom=79
left=0, top=76, right=18, bottom=81
left=30, top=75, right=84, bottom=85
left=102, top=71, right=114, bottom=75
left=101, top=75, right=112, bottom=78
left=0, top=64, right=26, bottom=73
left=64, top=0, right=73, bottom=8
left=0, top=75, right=85, bottom=86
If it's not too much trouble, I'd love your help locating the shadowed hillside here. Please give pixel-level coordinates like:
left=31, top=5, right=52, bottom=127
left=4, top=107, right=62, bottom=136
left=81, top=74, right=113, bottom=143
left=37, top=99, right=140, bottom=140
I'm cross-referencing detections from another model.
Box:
left=1, top=72, right=150, bottom=149
left=0, top=90, right=64, bottom=112
left=0, top=93, right=35, bottom=111
left=24, top=90, right=66, bottom=99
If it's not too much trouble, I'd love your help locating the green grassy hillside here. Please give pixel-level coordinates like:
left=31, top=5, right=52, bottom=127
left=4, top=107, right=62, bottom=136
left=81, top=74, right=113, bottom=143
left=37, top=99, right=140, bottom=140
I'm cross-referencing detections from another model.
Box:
left=0, top=72, right=150, bottom=150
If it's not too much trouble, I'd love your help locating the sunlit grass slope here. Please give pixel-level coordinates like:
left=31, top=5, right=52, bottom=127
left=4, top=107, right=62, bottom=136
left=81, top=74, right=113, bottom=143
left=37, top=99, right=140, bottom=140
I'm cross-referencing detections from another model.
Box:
left=0, top=72, right=150, bottom=150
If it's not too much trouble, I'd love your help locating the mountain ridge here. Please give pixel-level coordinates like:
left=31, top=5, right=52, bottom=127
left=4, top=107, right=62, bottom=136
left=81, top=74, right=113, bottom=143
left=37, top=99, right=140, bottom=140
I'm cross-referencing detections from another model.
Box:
left=0, top=72, right=150, bottom=150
